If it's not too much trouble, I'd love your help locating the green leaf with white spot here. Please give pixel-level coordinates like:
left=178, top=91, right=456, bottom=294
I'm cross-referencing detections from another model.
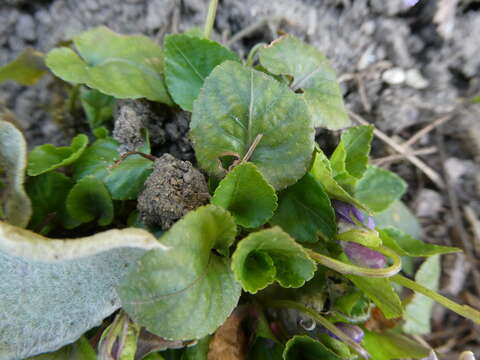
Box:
left=354, top=166, right=407, bottom=213
left=46, top=26, right=172, bottom=104
left=0, top=48, right=47, bottom=86
left=73, top=137, right=119, bottom=181
left=118, top=205, right=241, bottom=340
left=66, top=176, right=114, bottom=227
left=0, top=120, right=32, bottom=227
left=362, top=330, right=430, bottom=360
left=211, top=162, right=277, bottom=228
left=283, top=336, right=342, bottom=360
left=190, top=61, right=314, bottom=190
left=259, top=35, right=349, bottom=130
left=231, top=227, right=316, bottom=293
left=28, top=134, right=89, bottom=176
left=164, top=34, right=240, bottom=111
left=270, top=173, right=336, bottom=243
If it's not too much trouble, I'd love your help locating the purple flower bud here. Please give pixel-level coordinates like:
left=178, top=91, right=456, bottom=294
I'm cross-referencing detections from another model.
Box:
left=343, top=242, right=386, bottom=269
left=332, top=200, right=375, bottom=230
left=328, top=322, right=364, bottom=344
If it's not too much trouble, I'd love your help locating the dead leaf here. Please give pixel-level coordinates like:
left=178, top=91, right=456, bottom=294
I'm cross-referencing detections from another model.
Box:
left=208, top=308, right=248, bottom=360
left=365, top=307, right=400, bottom=332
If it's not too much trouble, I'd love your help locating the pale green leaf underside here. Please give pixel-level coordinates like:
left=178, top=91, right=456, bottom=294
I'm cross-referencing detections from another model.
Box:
left=119, top=205, right=241, bottom=340
left=259, top=35, right=349, bottom=130
left=190, top=61, right=314, bottom=190
left=0, top=221, right=161, bottom=360
left=374, top=201, right=422, bottom=239
left=362, top=330, right=430, bottom=360
left=46, top=27, right=172, bottom=104
left=0, top=120, right=32, bottom=228
left=0, top=48, right=47, bottom=86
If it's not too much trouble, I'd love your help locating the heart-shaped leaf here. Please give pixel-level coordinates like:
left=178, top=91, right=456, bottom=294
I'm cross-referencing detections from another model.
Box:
left=118, top=205, right=241, bottom=340
left=190, top=61, right=314, bottom=190
left=211, top=163, right=277, bottom=228
left=231, top=227, right=316, bottom=293
left=73, top=137, right=119, bottom=181
left=283, top=336, right=342, bottom=360
left=46, top=27, right=172, bottom=104
left=259, top=35, right=349, bottom=130
left=0, top=48, right=47, bottom=86
left=0, top=120, right=32, bottom=227
left=0, top=221, right=161, bottom=359
left=28, top=134, right=89, bottom=176
left=270, top=173, right=336, bottom=243
left=164, top=34, right=240, bottom=111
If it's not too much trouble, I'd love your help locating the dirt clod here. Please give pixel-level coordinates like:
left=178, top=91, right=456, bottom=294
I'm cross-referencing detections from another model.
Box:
left=137, top=153, right=210, bottom=230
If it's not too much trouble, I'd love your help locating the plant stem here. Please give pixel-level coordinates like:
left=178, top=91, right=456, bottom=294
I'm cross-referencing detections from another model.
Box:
left=246, top=42, right=267, bottom=67
left=110, top=151, right=157, bottom=169
left=306, top=246, right=401, bottom=278
left=265, top=299, right=369, bottom=359
left=392, top=274, right=480, bottom=324
left=204, top=0, right=219, bottom=39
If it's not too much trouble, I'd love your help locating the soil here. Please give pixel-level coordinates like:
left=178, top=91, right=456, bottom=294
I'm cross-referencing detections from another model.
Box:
left=1, top=0, right=480, bottom=358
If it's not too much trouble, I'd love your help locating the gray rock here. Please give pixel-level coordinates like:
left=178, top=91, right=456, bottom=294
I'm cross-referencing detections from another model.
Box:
left=414, top=189, right=443, bottom=218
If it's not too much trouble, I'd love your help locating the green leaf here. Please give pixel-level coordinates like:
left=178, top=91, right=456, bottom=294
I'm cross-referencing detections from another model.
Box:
left=80, top=87, right=114, bottom=130
left=28, top=134, right=89, bottom=176
left=283, top=335, right=342, bottom=360
left=0, top=120, right=32, bottom=227
left=346, top=275, right=403, bottom=319
left=231, top=227, right=316, bottom=293
left=0, top=48, right=47, bottom=86
left=28, top=337, right=96, bottom=360
left=46, top=26, right=172, bottom=104
left=259, top=35, right=349, bottom=130
left=73, top=137, right=120, bottom=181
left=211, top=162, right=277, bottom=228
left=310, top=147, right=369, bottom=212
left=362, top=330, right=430, bottom=360
left=66, top=176, right=114, bottom=226
left=330, top=125, right=374, bottom=190
left=379, top=226, right=460, bottom=257
left=0, top=221, right=161, bottom=359
left=270, top=173, right=336, bottom=243
left=403, top=255, right=441, bottom=335
left=164, top=34, right=240, bottom=111
left=249, top=338, right=284, bottom=360
left=181, top=336, right=211, bottom=360
left=104, top=155, right=153, bottom=200
left=190, top=61, right=314, bottom=190
left=26, top=171, right=77, bottom=233
left=98, top=312, right=140, bottom=360
left=354, top=166, right=407, bottom=212
left=374, top=201, right=422, bottom=239
left=118, top=205, right=241, bottom=340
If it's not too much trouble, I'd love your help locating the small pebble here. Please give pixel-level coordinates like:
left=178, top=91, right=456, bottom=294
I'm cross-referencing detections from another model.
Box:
left=405, top=68, right=429, bottom=89
left=382, top=68, right=406, bottom=85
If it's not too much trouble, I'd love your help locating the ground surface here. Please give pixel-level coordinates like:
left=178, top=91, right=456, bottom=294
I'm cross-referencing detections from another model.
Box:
left=1, top=0, right=480, bottom=358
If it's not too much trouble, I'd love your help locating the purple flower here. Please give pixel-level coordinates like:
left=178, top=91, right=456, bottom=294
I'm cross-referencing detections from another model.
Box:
left=328, top=322, right=364, bottom=344
left=331, top=200, right=375, bottom=230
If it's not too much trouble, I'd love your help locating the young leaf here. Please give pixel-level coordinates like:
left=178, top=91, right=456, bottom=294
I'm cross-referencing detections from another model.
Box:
left=270, top=173, right=336, bottom=243
left=164, top=34, right=240, bottom=111
left=374, top=201, right=423, bottom=239
left=330, top=125, right=374, bottom=190
left=0, top=120, right=32, bottom=227
left=80, top=87, right=114, bottom=130
left=46, top=26, right=172, bottom=104
left=361, top=330, right=430, bottom=360
left=28, top=134, right=89, bottom=176
left=259, top=35, right=349, bottom=130
left=73, top=137, right=120, bottom=181
left=0, top=48, right=47, bottom=86
left=231, top=227, right=316, bottom=293
left=118, top=205, right=241, bottom=340
left=28, top=337, right=96, bottom=360
left=283, top=335, right=342, bottom=360
left=66, top=176, right=114, bottom=226
left=354, top=166, right=407, bottom=212
left=211, top=162, right=277, bottom=228
left=98, top=312, right=140, bottom=360
left=190, top=61, right=315, bottom=190
left=379, top=226, right=460, bottom=257
left=403, top=255, right=440, bottom=335
left=0, top=221, right=161, bottom=359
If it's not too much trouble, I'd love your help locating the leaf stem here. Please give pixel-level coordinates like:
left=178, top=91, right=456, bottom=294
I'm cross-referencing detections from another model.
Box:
left=391, top=274, right=480, bottom=324
left=306, top=246, right=401, bottom=278
left=204, top=0, right=219, bottom=39
left=265, top=299, right=369, bottom=359
left=110, top=151, right=157, bottom=169
left=241, top=133, right=263, bottom=164
left=246, top=42, right=267, bottom=67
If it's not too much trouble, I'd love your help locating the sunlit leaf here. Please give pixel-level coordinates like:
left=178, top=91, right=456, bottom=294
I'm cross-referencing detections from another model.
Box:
left=0, top=48, right=47, bottom=86
left=362, top=330, right=430, bottom=360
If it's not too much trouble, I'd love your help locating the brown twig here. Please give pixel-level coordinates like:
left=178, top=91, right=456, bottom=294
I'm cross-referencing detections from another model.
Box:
left=403, top=114, right=454, bottom=149
left=373, top=146, right=437, bottom=166
left=110, top=151, right=157, bottom=169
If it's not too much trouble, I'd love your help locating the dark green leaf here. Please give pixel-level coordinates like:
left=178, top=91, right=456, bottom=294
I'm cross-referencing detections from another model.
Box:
left=80, top=87, right=114, bottom=130
left=28, top=337, right=96, bottom=360
left=231, top=227, right=316, bottom=293
left=119, top=205, right=241, bottom=340
left=190, top=61, right=315, bottom=190
left=283, top=335, right=342, bottom=360
left=73, top=137, right=119, bottom=181
left=249, top=338, right=284, bottom=360
left=362, top=330, right=430, bottom=360
left=181, top=336, right=211, bottom=360
left=374, top=200, right=422, bottom=239
left=46, top=27, right=172, bottom=104
left=66, top=176, right=114, bottom=226
left=211, top=162, right=277, bottom=228
left=28, top=134, right=89, bottom=176
left=354, top=166, right=407, bottom=212
left=379, top=226, right=460, bottom=257
left=164, top=34, right=240, bottom=111
left=259, top=35, right=349, bottom=130
left=0, top=48, right=47, bottom=86
left=270, top=173, right=336, bottom=243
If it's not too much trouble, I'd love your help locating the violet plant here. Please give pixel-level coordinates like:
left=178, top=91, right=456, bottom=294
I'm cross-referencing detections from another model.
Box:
left=0, top=1, right=478, bottom=359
